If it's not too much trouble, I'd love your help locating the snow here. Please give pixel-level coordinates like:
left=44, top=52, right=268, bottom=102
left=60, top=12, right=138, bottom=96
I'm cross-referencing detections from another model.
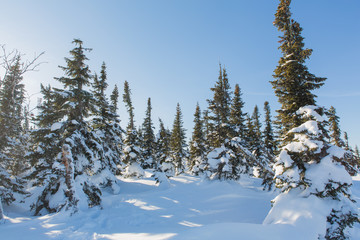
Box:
left=296, top=105, right=325, bottom=122
left=2, top=174, right=360, bottom=239
left=50, top=122, right=63, bottom=131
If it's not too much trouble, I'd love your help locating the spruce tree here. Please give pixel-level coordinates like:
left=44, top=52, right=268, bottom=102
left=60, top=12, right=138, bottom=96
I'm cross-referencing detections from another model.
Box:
left=206, top=65, right=232, bottom=147
left=0, top=56, right=28, bottom=176
left=122, top=81, right=144, bottom=177
left=327, top=106, right=344, bottom=147
left=250, top=105, right=262, bottom=158
left=30, top=39, right=108, bottom=214
left=142, top=98, right=156, bottom=169
left=156, top=118, right=172, bottom=174
left=110, top=84, right=119, bottom=114
left=189, top=103, right=207, bottom=175
left=261, top=101, right=276, bottom=190
left=91, top=63, right=123, bottom=176
left=169, top=103, right=187, bottom=175
left=271, top=0, right=326, bottom=141
left=263, top=101, right=276, bottom=156
left=229, top=84, right=247, bottom=142
left=269, top=1, right=358, bottom=238
left=0, top=56, right=28, bottom=212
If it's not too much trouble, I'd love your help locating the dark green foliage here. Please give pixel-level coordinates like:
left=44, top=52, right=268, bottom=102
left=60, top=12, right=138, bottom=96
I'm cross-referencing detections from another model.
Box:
left=122, top=81, right=144, bottom=176
left=155, top=118, right=171, bottom=169
left=229, top=84, right=247, bottom=142
left=327, top=106, right=344, bottom=147
left=263, top=101, right=276, bottom=156
left=271, top=0, right=326, bottom=141
left=123, top=80, right=135, bottom=131
left=343, top=132, right=350, bottom=151
left=91, top=63, right=123, bottom=174
left=189, top=104, right=207, bottom=175
left=206, top=65, right=232, bottom=147
left=170, top=103, right=187, bottom=175
left=0, top=55, right=28, bottom=208
left=30, top=39, right=108, bottom=214
left=0, top=56, right=28, bottom=176
left=110, top=84, right=119, bottom=114
left=142, top=98, right=156, bottom=168
left=325, top=208, right=359, bottom=240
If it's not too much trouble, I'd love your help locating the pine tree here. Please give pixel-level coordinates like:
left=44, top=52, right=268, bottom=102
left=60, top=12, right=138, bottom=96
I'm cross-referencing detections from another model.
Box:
left=229, top=84, right=247, bottom=142
left=30, top=39, right=109, bottom=215
left=263, top=101, right=276, bottom=156
left=261, top=101, right=276, bottom=190
left=122, top=81, right=144, bottom=177
left=156, top=118, right=172, bottom=173
left=189, top=104, right=207, bottom=175
left=169, top=103, right=187, bottom=175
left=206, top=65, right=232, bottom=147
left=110, top=84, right=119, bottom=114
left=142, top=98, right=156, bottom=169
left=271, top=0, right=326, bottom=141
left=0, top=56, right=28, bottom=176
left=327, top=106, right=344, bottom=147
left=269, top=1, right=358, bottom=238
left=91, top=63, right=123, bottom=176
left=250, top=105, right=262, bottom=158
left=0, top=56, right=28, bottom=212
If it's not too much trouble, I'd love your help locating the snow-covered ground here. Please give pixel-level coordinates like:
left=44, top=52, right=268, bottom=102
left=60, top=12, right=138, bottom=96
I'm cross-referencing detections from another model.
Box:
left=2, top=173, right=360, bottom=239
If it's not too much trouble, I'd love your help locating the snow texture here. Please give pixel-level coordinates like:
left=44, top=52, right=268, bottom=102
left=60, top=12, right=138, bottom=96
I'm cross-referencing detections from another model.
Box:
left=2, top=174, right=360, bottom=239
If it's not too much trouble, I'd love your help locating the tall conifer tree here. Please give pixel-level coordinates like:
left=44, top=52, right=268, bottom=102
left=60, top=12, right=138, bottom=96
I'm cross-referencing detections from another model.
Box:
left=327, top=106, right=344, bottom=147
left=91, top=63, right=123, bottom=175
left=271, top=0, right=326, bottom=141
left=30, top=39, right=110, bottom=214
left=263, top=101, right=276, bottom=156
left=122, top=81, right=144, bottom=177
left=189, top=104, right=206, bottom=175
left=142, top=98, right=155, bottom=169
left=229, top=84, right=247, bottom=142
left=269, top=2, right=358, bottom=238
left=169, top=103, right=187, bottom=175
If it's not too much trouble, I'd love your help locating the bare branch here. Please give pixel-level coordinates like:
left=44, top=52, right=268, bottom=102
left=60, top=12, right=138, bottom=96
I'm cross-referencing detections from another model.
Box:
left=0, top=45, right=46, bottom=88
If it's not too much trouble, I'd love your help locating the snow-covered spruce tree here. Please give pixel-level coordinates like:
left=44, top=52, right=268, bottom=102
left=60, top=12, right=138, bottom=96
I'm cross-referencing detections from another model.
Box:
left=261, top=101, right=276, bottom=190
left=267, top=1, right=358, bottom=238
left=122, top=80, right=144, bottom=177
left=30, top=39, right=110, bottom=215
left=206, top=65, right=232, bottom=148
left=169, top=103, right=187, bottom=176
left=205, top=66, right=255, bottom=180
left=229, top=84, right=247, bottom=143
left=156, top=119, right=172, bottom=175
left=205, top=66, right=234, bottom=179
left=91, top=62, right=123, bottom=181
left=0, top=56, right=29, bottom=215
left=327, top=106, right=344, bottom=148
left=269, top=106, right=359, bottom=239
left=0, top=56, right=29, bottom=177
left=26, top=84, right=62, bottom=189
left=248, top=105, right=274, bottom=189
left=141, top=98, right=156, bottom=169
left=188, top=104, right=207, bottom=175
left=326, top=106, right=357, bottom=176
left=110, top=84, right=119, bottom=114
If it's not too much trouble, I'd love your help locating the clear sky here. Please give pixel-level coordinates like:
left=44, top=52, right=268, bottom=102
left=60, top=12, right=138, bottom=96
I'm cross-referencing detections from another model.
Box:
left=1, top=0, right=359, bottom=147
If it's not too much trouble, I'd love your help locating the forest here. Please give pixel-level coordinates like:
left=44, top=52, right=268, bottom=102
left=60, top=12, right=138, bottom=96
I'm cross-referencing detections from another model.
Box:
left=1, top=0, right=360, bottom=239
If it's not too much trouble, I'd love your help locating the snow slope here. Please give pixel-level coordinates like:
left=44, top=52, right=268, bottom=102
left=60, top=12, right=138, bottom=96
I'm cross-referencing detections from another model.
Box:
left=2, top=173, right=360, bottom=239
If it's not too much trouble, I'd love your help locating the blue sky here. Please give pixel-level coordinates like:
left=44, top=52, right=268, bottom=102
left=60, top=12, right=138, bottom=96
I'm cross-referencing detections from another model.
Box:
left=1, top=0, right=359, bottom=147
